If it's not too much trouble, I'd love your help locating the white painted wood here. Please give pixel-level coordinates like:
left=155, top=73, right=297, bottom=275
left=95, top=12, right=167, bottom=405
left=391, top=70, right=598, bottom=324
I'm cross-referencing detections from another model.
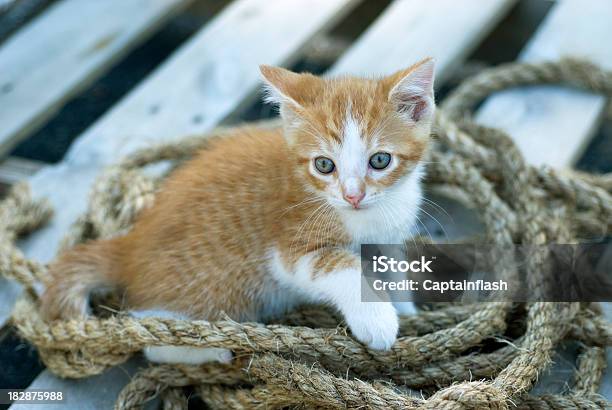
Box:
left=603, top=303, right=612, bottom=399
left=0, top=0, right=191, bottom=156
left=0, top=156, right=44, bottom=184
left=476, top=0, right=612, bottom=168
left=330, top=0, right=516, bottom=82
left=0, top=278, right=20, bottom=328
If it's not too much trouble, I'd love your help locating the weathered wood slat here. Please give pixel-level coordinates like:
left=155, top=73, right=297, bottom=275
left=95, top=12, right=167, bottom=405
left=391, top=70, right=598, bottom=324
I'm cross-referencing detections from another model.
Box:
left=426, top=0, right=612, bottom=240
left=0, top=0, right=55, bottom=43
left=0, top=156, right=44, bottom=185
left=0, top=0, right=192, bottom=157
left=476, top=0, right=612, bottom=168
left=603, top=304, right=612, bottom=399
left=330, top=0, right=516, bottom=82
left=0, top=279, right=20, bottom=328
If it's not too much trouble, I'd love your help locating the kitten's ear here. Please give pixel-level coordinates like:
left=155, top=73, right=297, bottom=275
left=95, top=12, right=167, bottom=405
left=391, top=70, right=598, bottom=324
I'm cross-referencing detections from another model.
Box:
left=259, top=65, right=323, bottom=123
left=385, top=58, right=435, bottom=125
left=260, top=65, right=303, bottom=109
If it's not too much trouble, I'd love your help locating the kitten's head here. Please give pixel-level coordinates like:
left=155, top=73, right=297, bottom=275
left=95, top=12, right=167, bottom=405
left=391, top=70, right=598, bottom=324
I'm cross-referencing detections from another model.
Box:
left=260, top=59, right=435, bottom=212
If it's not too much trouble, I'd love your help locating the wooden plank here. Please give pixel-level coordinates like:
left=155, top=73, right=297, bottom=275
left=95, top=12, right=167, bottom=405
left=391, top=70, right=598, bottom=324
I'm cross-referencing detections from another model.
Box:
left=423, top=0, right=612, bottom=256
left=476, top=0, right=612, bottom=168
left=0, top=157, right=45, bottom=185
left=0, top=0, right=192, bottom=157
left=330, top=0, right=516, bottom=82
left=67, top=0, right=360, bottom=162
left=0, top=0, right=55, bottom=43
left=603, top=304, right=612, bottom=399
left=0, top=279, right=20, bottom=329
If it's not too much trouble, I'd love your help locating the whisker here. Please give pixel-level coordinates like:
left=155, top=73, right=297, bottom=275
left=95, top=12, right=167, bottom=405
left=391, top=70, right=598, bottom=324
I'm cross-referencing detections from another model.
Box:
left=305, top=203, right=333, bottom=253
left=290, top=201, right=328, bottom=259
left=279, top=196, right=324, bottom=217
left=418, top=206, right=449, bottom=241
left=421, top=196, right=454, bottom=222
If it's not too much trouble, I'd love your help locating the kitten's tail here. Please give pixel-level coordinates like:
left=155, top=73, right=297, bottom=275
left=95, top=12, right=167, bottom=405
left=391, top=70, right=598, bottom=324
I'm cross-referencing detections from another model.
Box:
left=40, top=238, right=123, bottom=321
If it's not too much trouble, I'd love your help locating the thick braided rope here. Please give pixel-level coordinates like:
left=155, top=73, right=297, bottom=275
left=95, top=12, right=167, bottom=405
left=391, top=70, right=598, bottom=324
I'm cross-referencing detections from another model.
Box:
left=0, top=59, right=611, bottom=409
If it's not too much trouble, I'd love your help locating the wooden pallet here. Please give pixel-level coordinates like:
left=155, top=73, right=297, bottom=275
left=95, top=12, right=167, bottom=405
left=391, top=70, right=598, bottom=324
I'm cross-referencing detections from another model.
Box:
left=1, top=0, right=610, bottom=407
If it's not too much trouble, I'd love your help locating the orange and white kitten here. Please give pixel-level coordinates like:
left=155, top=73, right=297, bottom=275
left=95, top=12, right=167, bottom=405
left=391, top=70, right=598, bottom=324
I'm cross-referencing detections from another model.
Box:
left=41, top=58, right=435, bottom=365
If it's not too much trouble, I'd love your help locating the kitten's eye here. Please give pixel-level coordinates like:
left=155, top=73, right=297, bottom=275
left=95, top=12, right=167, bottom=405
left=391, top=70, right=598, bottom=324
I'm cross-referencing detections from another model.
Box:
left=369, top=152, right=391, bottom=170
left=314, top=157, right=335, bottom=174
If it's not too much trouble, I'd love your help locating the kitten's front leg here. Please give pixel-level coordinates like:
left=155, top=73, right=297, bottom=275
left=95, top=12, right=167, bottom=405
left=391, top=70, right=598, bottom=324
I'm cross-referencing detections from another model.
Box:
left=275, top=248, right=398, bottom=350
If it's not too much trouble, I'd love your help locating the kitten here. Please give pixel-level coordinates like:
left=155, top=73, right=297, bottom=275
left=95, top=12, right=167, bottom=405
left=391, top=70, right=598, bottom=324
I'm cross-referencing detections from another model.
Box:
left=41, top=58, right=435, bottom=365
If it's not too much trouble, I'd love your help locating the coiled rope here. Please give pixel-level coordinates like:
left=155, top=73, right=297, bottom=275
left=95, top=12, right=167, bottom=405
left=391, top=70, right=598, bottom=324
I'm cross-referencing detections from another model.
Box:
left=1, top=58, right=612, bottom=409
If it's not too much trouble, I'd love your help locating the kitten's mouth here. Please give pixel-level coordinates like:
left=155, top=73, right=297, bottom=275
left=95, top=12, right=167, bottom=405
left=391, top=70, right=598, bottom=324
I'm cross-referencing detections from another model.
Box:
left=346, top=203, right=368, bottom=210
left=330, top=198, right=372, bottom=211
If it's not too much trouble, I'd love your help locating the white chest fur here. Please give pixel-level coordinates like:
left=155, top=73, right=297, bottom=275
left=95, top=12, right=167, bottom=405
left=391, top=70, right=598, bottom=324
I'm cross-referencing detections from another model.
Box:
left=338, top=167, right=423, bottom=249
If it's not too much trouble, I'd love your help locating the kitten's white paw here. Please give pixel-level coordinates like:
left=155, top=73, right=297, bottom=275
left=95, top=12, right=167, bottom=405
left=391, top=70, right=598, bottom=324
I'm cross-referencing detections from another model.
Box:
left=144, top=346, right=232, bottom=365
left=345, top=302, right=398, bottom=350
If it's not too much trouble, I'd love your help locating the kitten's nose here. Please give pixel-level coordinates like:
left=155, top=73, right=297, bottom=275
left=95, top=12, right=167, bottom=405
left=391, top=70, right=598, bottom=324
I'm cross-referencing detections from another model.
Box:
left=343, top=192, right=365, bottom=209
